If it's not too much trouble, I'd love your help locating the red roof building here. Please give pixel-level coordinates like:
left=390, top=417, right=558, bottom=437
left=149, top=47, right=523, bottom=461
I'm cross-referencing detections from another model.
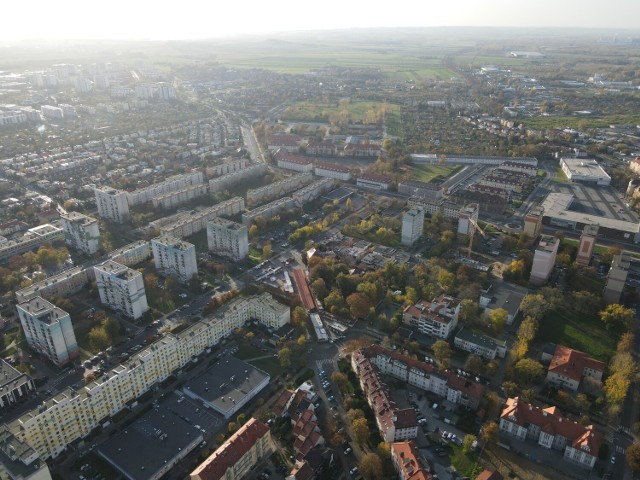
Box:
left=545, top=345, right=605, bottom=391
left=391, top=441, right=433, bottom=480
left=476, top=467, right=504, bottom=480
left=190, top=418, right=273, bottom=480
left=499, top=397, right=601, bottom=469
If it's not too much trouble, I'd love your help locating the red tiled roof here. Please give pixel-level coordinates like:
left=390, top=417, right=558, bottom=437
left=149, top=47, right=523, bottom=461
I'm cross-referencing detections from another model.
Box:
left=290, top=461, right=315, bottom=480
left=316, top=162, right=351, bottom=173
left=548, top=345, right=605, bottom=382
left=275, top=150, right=313, bottom=165
left=273, top=389, right=294, bottom=417
left=391, top=441, right=433, bottom=480
left=476, top=466, right=504, bottom=480
left=269, top=134, right=302, bottom=146
left=395, top=409, right=418, bottom=429
left=500, top=397, right=601, bottom=455
left=358, top=172, right=391, bottom=183
left=191, top=418, right=270, bottom=480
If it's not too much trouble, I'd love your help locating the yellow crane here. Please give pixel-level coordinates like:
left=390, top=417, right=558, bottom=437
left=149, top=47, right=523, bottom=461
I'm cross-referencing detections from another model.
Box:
left=467, top=216, right=486, bottom=258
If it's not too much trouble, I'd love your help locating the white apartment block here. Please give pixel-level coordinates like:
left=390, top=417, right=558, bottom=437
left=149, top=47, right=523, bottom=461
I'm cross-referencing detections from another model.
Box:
left=126, top=172, right=203, bottom=206
left=0, top=224, right=65, bottom=262
left=5, top=293, right=288, bottom=461
left=94, top=186, right=130, bottom=223
left=15, top=267, right=90, bottom=303
left=401, top=208, right=424, bottom=246
left=209, top=164, right=267, bottom=194
left=93, top=260, right=149, bottom=320
left=206, top=158, right=248, bottom=177
left=151, top=183, right=208, bottom=210
left=40, top=105, right=64, bottom=120
left=402, top=295, right=460, bottom=339
left=108, top=240, right=152, bottom=267
left=151, top=236, right=198, bottom=283
left=274, top=152, right=314, bottom=173
left=246, top=173, right=313, bottom=207
left=16, top=297, right=79, bottom=367
left=314, top=163, right=352, bottom=181
left=457, top=203, right=479, bottom=236
left=292, top=178, right=335, bottom=207
left=206, top=218, right=249, bottom=261
left=60, top=212, right=100, bottom=255
left=529, top=235, right=560, bottom=286
left=242, top=197, right=295, bottom=226
left=158, top=197, right=245, bottom=239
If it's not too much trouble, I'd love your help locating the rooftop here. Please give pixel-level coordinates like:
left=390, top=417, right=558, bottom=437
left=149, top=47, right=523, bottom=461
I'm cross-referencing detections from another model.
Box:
left=455, top=326, right=506, bottom=351
left=17, top=296, right=68, bottom=324
left=152, top=235, right=194, bottom=251
left=561, top=157, right=611, bottom=180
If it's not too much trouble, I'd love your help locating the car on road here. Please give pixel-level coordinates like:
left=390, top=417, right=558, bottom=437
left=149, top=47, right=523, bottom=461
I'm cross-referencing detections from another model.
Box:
left=611, top=456, right=616, bottom=464
left=344, top=446, right=352, bottom=455
left=349, top=467, right=358, bottom=476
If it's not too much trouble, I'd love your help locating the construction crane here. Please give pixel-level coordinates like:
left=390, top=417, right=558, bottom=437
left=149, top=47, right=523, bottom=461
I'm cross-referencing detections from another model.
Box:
left=467, top=216, right=486, bottom=258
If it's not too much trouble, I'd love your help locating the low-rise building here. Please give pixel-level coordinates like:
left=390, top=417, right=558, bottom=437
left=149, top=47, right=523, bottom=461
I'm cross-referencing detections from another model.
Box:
left=356, top=173, right=391, bottom=191
left=268, top=134, right=302, bottom=152
left=402, top=295, right=460, bottom=339
left=500, top=397, right=601, bottom=469
left=545, top=345, right=605, bottom=391
left=560, top=158, right=611, bottom=186
left=15, top=267, right=90, bottom=303
left=398, top=180, right=443, bottom=201
left=0, top=427, right=52, bottom=480
left=454, top=327, right=506, bottom=360
left=0, top=224, right=65, bottom=262
left=479, top=281, right=528, bottom=325
left=391, top=441, right=432, bottom=480
left=274, top=151, right=314, bottom=173
left=16, top=297, right=79, bottom=367
left=314, top=162, right=351, bottom=181
left=190, top=418, right=274, bottom=480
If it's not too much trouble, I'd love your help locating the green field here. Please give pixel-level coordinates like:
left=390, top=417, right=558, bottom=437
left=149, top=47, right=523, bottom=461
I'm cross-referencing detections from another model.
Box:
left=411, top=164, right=462, bottom=183
left=250, top=357, right=284, bottom=377
left=538, top=307, right=615, bottom=362
left=523, top=114, right=640, bottom=130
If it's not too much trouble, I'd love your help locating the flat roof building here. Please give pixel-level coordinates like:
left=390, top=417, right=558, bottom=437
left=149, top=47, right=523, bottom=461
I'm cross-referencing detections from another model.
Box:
left=183, top=356, right=269, bottom=419
left=16, top=297, right=79, bottom=367
left=529, top=235, right=560, bottom=286
left=401, top=208, right=424, bottom=246
left=604, top=254, right=630, bottom=304
left=560, top=158, right=611, bottom=186
left=0, top=359, right=35, bottom=409
left=93, top=260, right=149, bottom=320
left=151, top=235, right=198, bottom=283
left=206, top=218, right=249, bottom=261
left=60, top=211, right=100, bottom=255
left=94, top=186, right=130, bottom=223
left=576, top=224, right=599, bottom=267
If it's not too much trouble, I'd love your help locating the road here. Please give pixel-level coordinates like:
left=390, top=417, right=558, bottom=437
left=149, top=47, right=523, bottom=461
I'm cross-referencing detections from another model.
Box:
left=242, top=125, right=267, bottom=164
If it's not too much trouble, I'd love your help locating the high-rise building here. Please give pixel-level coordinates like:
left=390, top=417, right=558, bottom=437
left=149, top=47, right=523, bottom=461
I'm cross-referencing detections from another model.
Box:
left=458, top=203, right=479, bottom=236
left=576, top=224, right=599, bottom=267
left=523, top=206, right=544, bottom=238
left=604, top=254, right=630, bottom=304
left=529, top=235, right=560, bottom=286
left=401, top=208, right=424, bottom=246
left=206, top=218, right=249, bottom=261
left=151, top=236, right=198, bottom=283
left=94, top=186, right=130, bottom=223
left=93, top=260, right=149, bottom=320
left=60, top=212, right=100, bottom=255
left=16, top=297, right=79, bottom=367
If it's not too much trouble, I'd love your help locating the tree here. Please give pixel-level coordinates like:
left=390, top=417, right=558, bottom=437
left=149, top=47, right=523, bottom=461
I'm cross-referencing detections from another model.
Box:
left=437, top=269, right=455, bottom=292
left=237, top=413, right=247, bottom=425
left=459, top=299, right=479, bottom=325
left=310, top=278, right=327, bottom=301
left=228, top=422, right=237, bottom=434
left=292, top=306, right=309, bottom=329
left=101, top=317, right=120, bottom=340
left=359, top=453, right=383, bottom=480
left=88, top=326, right=110, bottom=352
left=297, top=335, right=307, bottom=347
left=464, top=354, right=484, bottom=375
left=520, top=294, right=550, bottom=321
left=600, top=304, right=634, bottom=335
left=331, top=371, right=349, bottom=392
left=618, top=332, right=635, bottom=354
left=432, top=340, right=452, bottom=367
left=463, top=434, right=477, bottom=455
left=347, top=408, right=365, bottom=423
left=626, top=442, right=640, bottom=472
left=262, top=243, right=272, bottom=258
left=502, top=381, right=519, bottom=397
left=352, top=417, right=371, bottom=446
left=277, top=347, right=292, bottom=367
left=481, top=421, right=499, bottom=446
left=347, top=292, right=371, bottom=319
left=488, top=308, right=508, bottom=334
left=514, top=358, right=545, bottom=385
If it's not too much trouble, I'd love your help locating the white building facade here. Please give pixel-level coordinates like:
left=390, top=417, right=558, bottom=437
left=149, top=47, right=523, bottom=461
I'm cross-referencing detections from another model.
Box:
left=60, top=212, right=100, bottom=255
left=94, top=186, right=130, bottom=223
left=151, top=236, right=198, bottom=283
left=206, top=218, right=249, bottom=261
left=401, top=208, right=424, bottom=246
left=93, top=260, right=149, bottom=320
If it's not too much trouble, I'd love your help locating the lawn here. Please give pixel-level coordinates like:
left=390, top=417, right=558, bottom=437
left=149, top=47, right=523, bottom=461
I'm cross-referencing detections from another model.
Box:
left=449, top=444, right=482, bottom=477
left=235, top=344, right=264, bottom=360
left=522, top=114, right=640, bottom=130
left=250, top=357, right=284, bottom=377
left=538, top=307, right=615, bottom=362
left=554, top=166, right=569, bottom=183
left=410, top=164, right=462, bottom=183
left=280, top=100, right=400, bottom=129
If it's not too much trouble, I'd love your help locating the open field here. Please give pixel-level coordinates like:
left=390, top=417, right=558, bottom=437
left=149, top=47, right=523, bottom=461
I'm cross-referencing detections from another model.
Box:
left=538, top=306, right=615, bottom=362
left=281, top=100, right=400, bottom=131
left=410, top=164, right=462, bottom=183
left=523, top=114, right=640, bottom=130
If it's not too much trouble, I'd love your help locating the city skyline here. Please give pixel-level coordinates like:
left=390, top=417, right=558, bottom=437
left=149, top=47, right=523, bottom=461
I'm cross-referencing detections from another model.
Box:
left=3, top=0, right=640, bottom=41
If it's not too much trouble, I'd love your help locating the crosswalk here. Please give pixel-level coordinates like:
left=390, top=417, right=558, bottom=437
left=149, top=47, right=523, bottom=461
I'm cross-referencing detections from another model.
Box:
left=615, top=445, right=626, bottom=454
left=316, top=359, right=334, bottom=370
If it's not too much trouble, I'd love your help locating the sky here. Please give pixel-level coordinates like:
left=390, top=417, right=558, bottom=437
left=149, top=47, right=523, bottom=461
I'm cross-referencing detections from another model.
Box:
left=3, top=0, right=640, bottom=40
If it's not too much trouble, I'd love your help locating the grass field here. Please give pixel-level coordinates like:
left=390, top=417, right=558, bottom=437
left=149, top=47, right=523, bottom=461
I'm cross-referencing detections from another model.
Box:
left=538, top=306, right=615, bottom=362
left=250, top=357, right=284, bottom=377
left=523, top=114, right=640, bottom=130
left=449, top=444, right=482, bottom=477
left=281, top=100, right=400, bottom=126
left=235, top=345, right=264, bottom=360
left=411, top=164, right=462, bottom=183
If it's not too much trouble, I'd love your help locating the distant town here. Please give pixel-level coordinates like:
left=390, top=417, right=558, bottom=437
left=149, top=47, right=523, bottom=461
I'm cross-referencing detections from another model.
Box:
left=1, top=28, right=640, bottom=480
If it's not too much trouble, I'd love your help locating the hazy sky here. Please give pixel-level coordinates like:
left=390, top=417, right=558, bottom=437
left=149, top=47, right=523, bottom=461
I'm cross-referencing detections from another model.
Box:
left=4, top=0, right=639, bottom=40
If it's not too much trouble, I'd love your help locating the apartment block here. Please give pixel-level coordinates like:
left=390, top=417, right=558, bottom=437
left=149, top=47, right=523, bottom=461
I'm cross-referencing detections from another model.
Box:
left=454, top=326, right=507, bottom=360
left=158, top=197, right=245, bottom=239
left=15, top=267, right=90, bottom=303
left=500, top=397, right=601, bottom=469
left=529, top=235, right=560, bottom=286
left=108, top=240, right=152, bottom=267
left=0, top=224, right=65, bottom=262
left=314, top=162, right=351, bottom=181
left=402, top=295, right=460, bottom=339
left=190, top=419, right=273, bottom=480
left=127, top=172, right=203, bottom=206
left=523, top=206, right=544, bottom=238
left=151, top=236, right=198, bottom=283
left=5, top=293, right=288, bottom=461
left=391, top=441, right=432, bottom=480
left=209, top=164, right=267, bottom=194
left=246, top=173, right=313, bottom=207
left=16, top=297, right=79, bottom=367
left=93, top=260, right=149, bottom=320
left=151, top=183, right=208, bottom=210
left=242, top=197, right=295, bottom=226
left=274, top=151, right=314, bottom=173
left=398, top=180, right=443, bottom=201
left=206, top=158, right=248, bottom=177
left=603, top=254, right=630, bottom=304
left=356, top=173, right=391, bottom=191
left=60, top=212, right=100, bottom=255
left=291, top=178, right=335, bottom=207
left=401, top=208, right=424, bottom=246
left=576, top=224, right=599, bottom=267
left=458, top=203, right=479, bottom=236
left=0, top=360, right=35, bottom=409
left=544, top=345, right=605, bottom=391
left=0, top=427, right=52, bottom=480
left=94, top=186, right=130, bottom=223
left=206, top=218, right=249, bottom=261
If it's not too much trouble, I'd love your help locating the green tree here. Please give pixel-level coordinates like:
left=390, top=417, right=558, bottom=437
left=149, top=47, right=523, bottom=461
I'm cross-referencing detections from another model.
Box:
left=237, top=413, right=247, bottom=425
left=101, top=317, right=120, bottom=341
left=228, top=422, right=237, bottom=434
left=514, top=358, right=545, bottom=385
left=347, top=292, right=371, bottom=319
left=520, top=294, right=550, bottom=321
left=481, top=421, right=499, bottom=445
left=432, top=339, right=452, bottom=367
left=292, top=306, right=309, bottom=329
left=347, top=408, right=365, bottom=423
left=626, top=442, right=640, bottom=472
left=88, top=326, right=110, bottom=352
left=331, top=371, right=349, bottom=392
left=489, top=308, right=508, bottom=333
left=464, top=354, right=484, bottom=375
left=262, top=243, right=272, bottom=258
left=463, top=434, right=477, bottom=455
left=278, top=347, right=292, bottom=367
left=459, top=299, right=479, bottom=325
left=600, top=304, right=634, bottom=335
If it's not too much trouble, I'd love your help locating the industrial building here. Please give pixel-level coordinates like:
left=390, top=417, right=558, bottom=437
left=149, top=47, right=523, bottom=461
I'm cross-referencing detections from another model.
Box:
left=560, top=158, right=611, bottom=186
